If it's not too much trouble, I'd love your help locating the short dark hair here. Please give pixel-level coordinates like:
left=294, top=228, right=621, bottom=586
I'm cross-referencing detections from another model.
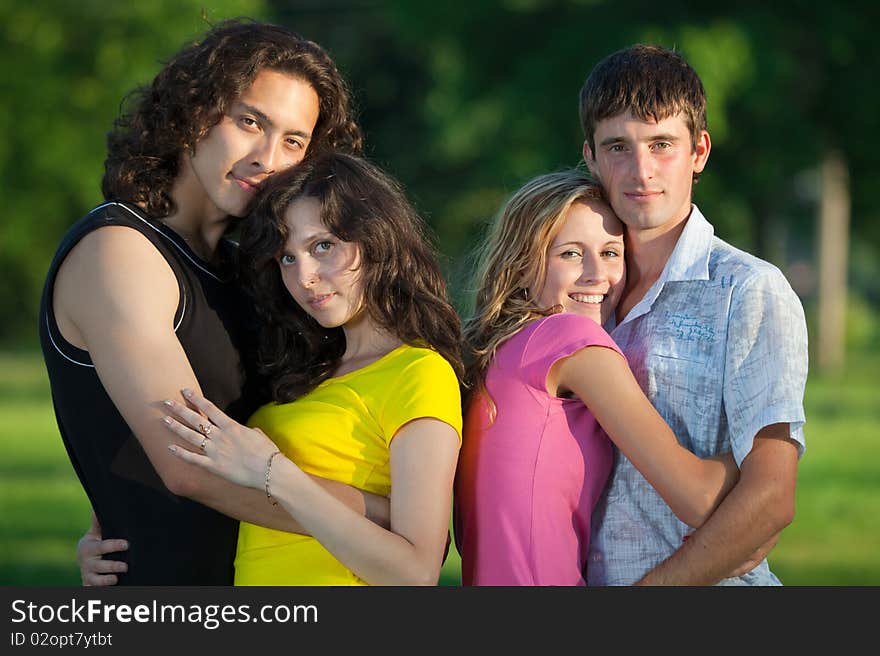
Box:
left=579, top=44, right=707, bottom=156
left=102, top=19, right=362, bottom=219
left=240, top=152, right=464, bottom=402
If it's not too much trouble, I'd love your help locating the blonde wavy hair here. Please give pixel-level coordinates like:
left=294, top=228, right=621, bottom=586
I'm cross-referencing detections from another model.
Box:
left=463, top=170, right=607, bottom=409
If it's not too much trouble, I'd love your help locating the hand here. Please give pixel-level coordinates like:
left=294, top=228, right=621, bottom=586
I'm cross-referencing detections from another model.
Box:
left=727, top=531, right=781, bottom=578
left=77, top=512, right=128, bottom=586
left=162, top=388, right=282, bottom=490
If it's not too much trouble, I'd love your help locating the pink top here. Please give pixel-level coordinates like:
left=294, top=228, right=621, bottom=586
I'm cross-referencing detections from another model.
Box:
left=454, top=313, right=623, bottom=585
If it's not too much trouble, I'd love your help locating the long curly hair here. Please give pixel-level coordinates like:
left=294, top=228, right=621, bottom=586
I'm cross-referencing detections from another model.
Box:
left=240, top=152, right=464, bottom=403
left=463, top=170, right=606, bottom=410
left=102, top=18, right=362, bottom=219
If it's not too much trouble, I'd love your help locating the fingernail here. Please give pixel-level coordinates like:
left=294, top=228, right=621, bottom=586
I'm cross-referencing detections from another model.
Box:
left=162, top=416, right=172, bottom=425
left=182, top=388, right=193, bottom=397
left=163, top=400, right=173, bottom=407
left=168, top=445, right=177, bottom=452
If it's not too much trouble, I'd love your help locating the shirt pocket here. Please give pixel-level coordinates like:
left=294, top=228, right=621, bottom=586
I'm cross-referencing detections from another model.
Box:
left=642, top=349, right=720, bottom=455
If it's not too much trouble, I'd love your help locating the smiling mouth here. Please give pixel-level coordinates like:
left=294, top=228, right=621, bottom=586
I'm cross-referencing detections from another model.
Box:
left=569, top=293, right=606, bottom=304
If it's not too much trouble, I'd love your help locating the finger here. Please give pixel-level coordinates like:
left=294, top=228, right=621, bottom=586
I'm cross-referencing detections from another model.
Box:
left=162, top=415, right=208, bottom=449
left=162, top=399, right=211, bottom=432
left=92, top=539, right=129, bottom=556
left=167, top=444, right=213, bottom=469
left=78, top=538, right=115, bottom=560
left=181, top=388, right=232, bottom=429
left=88, top=557, right=129, bottom=574
left=84, top=573, right=119, bottom=587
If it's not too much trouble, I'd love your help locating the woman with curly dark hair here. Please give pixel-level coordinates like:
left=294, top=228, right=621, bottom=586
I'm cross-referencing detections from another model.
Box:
left=163, top=152, right=464, bottom=585
left=44, top=19, right=379, bottom=586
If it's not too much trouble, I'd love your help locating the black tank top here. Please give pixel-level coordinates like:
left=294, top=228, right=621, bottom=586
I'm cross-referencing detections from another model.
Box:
left=39, top=201, right=260, bottom=585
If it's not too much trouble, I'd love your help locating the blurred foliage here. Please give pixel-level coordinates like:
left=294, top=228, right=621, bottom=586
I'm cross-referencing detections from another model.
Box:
left=1, top=0, right=878, bottom=344
left=0, top=0, right=269, bottom=344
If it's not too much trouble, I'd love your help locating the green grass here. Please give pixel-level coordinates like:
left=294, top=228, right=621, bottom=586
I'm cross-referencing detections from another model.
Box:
left=1, top=350, right=877, bottom=586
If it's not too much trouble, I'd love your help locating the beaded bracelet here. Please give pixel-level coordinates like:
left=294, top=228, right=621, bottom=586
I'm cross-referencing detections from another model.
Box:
left=265, top=450, right=282, bottom=506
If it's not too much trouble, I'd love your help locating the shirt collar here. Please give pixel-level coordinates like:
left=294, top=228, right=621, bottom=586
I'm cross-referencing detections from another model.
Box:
left=663, top=204, right=714, bottom=283
left=607, top=205, right=714, bottom=331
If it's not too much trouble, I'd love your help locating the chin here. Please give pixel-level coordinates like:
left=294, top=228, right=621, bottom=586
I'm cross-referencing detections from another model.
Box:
left=311, top=316, right=340, bottom=329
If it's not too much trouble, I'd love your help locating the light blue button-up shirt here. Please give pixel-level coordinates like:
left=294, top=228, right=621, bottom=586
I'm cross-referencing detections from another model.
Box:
left=587, top=205, right=808, bottom=586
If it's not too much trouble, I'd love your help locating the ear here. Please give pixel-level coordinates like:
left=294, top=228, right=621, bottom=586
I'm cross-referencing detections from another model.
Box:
left=693, top=130, right=711, bottom=174
left=582, top=141, right=598, bottom=177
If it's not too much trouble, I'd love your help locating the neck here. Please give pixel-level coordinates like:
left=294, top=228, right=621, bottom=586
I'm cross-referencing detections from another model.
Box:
left=624, top=217, right=687, bottom=284
left=616, top=210, right=691, bottom=322
left=161, top=160, right=236, bottom=261
left=341, top=313, right=402, bottom=363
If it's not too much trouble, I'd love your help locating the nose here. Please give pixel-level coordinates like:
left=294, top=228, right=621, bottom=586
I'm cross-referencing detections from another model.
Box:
left=249, top=136, right=280, bottom=174
left=578, top=252, right=605, bottom=285
left=630, top=146, right=653, bottom=183
left=297, top=260, right=319, bottom=289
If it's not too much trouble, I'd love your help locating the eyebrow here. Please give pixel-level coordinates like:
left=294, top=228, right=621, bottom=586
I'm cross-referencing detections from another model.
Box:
left=303, top=231, right=334, bottom=242
left=554, top=239, right=623, bottom=248
left=599, top=132, right=681, bottom=148
left=236, top=102, right=313, bottom=139
left=288, top=230, right=336, bottom=248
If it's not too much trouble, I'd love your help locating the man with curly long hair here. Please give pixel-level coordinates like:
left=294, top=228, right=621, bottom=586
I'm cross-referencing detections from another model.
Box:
left=38, top=19, right=382, bottom=585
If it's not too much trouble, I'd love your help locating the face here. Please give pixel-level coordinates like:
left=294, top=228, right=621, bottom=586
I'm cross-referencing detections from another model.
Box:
left=584, top=110, right=710, bottom=234
left=277, top=196, right=364, bottom=329
left=532, top=200, right=625, bottom=326
left=185, top=69, right=321, bottom=219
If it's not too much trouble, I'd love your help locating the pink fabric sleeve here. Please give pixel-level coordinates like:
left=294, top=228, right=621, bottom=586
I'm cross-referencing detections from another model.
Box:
left=519, top=313, right=623, bottom=393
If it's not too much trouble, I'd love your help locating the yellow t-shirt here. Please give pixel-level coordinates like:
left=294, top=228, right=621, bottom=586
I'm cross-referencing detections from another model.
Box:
left=234, top=344, right=462, bottom=585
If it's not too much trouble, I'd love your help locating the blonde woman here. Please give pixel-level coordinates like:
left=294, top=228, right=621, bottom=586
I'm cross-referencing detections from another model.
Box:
left=454, top=170, right=739, bottom=585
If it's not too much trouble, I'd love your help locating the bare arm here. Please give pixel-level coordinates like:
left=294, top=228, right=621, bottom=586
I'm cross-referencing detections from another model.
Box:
left=271, top=419, right=460, bottom=585
left=55, top=227, right=388, bottom=533
left=552, top=346, right=738, bottom=528
left=166, top=392, right=460, bottom=586
left=636, top=424, right=798, bottom=585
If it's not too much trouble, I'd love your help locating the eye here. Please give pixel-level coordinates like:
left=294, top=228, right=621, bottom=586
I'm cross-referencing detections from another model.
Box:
left=608, top=144, right=625, bottom=153
left=601, top=249, right=621, bottom=258
left=314, top=240, right=334, bottom=255
left=285, top=137, right=305, bottom=150
left=278, top=253, right=295, bottom=266
left=239, top=116, right=260, bottom=130
left=653, top=141, right=672, bottom=150
left=560, top=249, right=583, bottom=259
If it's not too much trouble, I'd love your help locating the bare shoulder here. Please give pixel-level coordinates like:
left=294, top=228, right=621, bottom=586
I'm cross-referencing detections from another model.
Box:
left=54, top=225, right=180, bottom=349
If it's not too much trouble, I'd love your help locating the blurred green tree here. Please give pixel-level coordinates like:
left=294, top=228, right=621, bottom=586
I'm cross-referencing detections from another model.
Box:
left=300, top=1, right=879, bottom=364
left=0, top=0, right=268, bottom=344
left=2, top=0, right=877, bottom=362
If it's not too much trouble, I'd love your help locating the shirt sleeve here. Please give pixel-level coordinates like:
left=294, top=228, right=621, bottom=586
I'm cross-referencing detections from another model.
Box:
left=519, top=313, right=624, bottom=393
left=379, top=349, right=463, bottom=446
left=724, top=267, right=808, bottom=465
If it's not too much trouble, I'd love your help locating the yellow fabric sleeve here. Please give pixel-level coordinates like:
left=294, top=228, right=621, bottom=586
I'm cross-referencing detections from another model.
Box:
left=379, top=349, right=463, bottom=446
